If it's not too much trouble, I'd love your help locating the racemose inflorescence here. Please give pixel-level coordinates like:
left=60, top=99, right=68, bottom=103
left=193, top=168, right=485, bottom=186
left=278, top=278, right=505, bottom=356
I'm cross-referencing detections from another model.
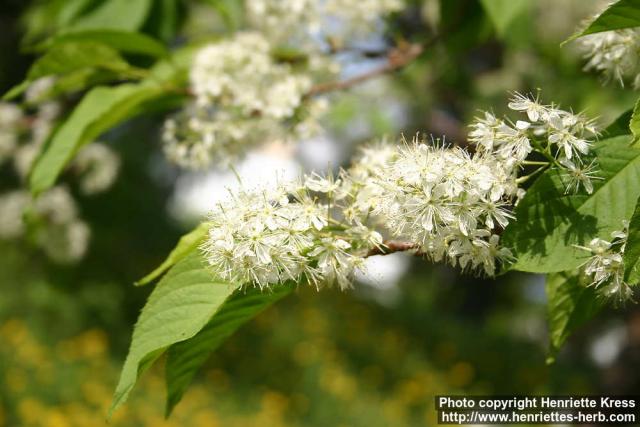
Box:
left=199, top=93, right=632, bottom=302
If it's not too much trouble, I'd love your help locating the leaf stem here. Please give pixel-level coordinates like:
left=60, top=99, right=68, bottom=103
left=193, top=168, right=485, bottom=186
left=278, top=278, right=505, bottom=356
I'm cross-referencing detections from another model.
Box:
left=516, top=164, right=550, bottom=184
left=522, top=160, right=549, bottom=166
left=530, top=139, right=559, bottom=165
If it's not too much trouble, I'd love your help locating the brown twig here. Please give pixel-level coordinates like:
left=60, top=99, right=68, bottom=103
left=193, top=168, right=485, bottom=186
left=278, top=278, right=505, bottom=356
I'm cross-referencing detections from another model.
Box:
left=305, top=42, right=425, bottom=98
left=173, top=38, right=435, bottom=101
left=366, top=240, right=419, bottom=257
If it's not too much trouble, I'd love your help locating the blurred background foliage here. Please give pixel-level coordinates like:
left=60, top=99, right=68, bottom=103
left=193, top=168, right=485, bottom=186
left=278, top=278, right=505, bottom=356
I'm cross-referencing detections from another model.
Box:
left=1, top=0, right=640, bottom=426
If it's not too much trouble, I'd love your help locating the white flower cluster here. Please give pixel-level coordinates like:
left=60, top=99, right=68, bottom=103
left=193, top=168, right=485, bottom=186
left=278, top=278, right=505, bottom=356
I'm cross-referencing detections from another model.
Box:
left=0, top=80, right=120, bottom=264
left=201, top=94, right=604, bottom=289
left=190, top=33, right=311, bottom=116
left=470, top=93, right=600, bottom=194
left=247, top=0, right=403, bottom=46
left=203, top=132, right=528, bottom=289
left=12, top=101, right=61, bottom=179
left=162, top=0, right=405, bottom=170
left=202, top=182, right=378, bottom=290
left=0, top=102, right=23, bottom=162
left=0, top=187, right=90, bottom=264
left=576, top=222, right=635, bottom=305
left=579, top=29, right=640, bottom=88
left=338, top=141, right=399, bottom=219
left=1, top=88, right=120, bottom=194
left=163, top=32, right=326, bottom=169
left=368, top=142, right=517, bottom=276
left=73, top=144, right=121, bottom=195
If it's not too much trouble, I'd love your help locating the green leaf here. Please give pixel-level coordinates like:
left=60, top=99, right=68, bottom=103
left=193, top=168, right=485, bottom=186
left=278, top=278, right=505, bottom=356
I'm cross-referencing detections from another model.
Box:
left=504, top=136, right=640, bottom=273
left=2, top=81, right=30, bottom=101
left=136, top=223, right=210, bottom=286
left=202, top=0, right=245, bottom=31
left=566, top=0, right=640, bottom=42
left=41, top=30, right=168, bottom=58
left=439, top=0, right=492, bottom=53
left=623, top=196, right=640, bottom=282
left=603, top=109, right=633, bottom=138
left=143, top=0, right=185, bottom=41
left=109, top=250, right=240, bottom=417
left=40, top=69, right=122, bottom=101
left=56, top=0, right=99, bottom=28
left=28, top=41, right=132, bottom=81
left=29, top=81, right=164, bottom=195
left=68, top=0, right=153, bottom=32
left=479, top=0, right=530, bottom=37
left=546, top=272, right=603, bottom=363
left=165, top=283, right=295, bottom=416
left=630, top=97, right=640, bottom=145
left=3, top=41, right=138, bottom=100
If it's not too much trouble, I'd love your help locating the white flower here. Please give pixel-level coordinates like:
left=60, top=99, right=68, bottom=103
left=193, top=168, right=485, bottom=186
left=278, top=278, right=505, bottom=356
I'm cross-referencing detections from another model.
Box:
left=308, top=237, right=357, bottom=290
left=559, top=158, right=602, bottom=194
left=164, top=32, right=325, bottom=169
left=39, top=220, right=91, bottom=264
left=367, top=139, right=519, bottom=275
left=547, top=113, right=591, bottom=160
left=13, top=143, right=40, bottom=179
left=0, top=99, right=97, bottom=265
left=579, top=28, right=640, bottom=88
left=0, top=102, right=23, bottom=162
left=0, top=102, right=23, bottom=130
left=470, top=111, right=533, bottom=168
left=474, top=93, right=599, bottom=184
left=495, top=123, right=532, bottom=165
left=202, top=183, right=370, bottom=290
left=576, top=222, right=635, bottom=305
left=0, top=191, right=30, bottom=239
left=4, top=100, right=62, bottom=176
left=304, top=172, right=342, bottom=194
left=508, top=92, right=548, bottom=122
left=34, top=186, right=78, bottom=225
left=348, top=223, right=383, bottom=249
left=73, top=143, right=120, bottom=195
left=0, top=187, right=91, bottom=264
left=25, top=77, right=56, bottom=104
left=291, top=193, right=328, bottom=231
left=190, top=32, right=311, bottom=117
left=246, top=0, right=402, bottom=46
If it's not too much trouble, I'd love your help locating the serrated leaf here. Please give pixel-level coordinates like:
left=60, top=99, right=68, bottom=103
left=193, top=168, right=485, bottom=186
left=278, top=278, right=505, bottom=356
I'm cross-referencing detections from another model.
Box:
left=165, top=283, right=294, bottom=416
left=479, top=0, right=530, bottom=37
left=546, top=272, right=603, bottom=363
left=566, top=0, right=640, bottom=42
left=136, top=223, right=210, bottom=286
left=109, top=250, right=240, bottom=417
left=29, top=82, right=164, bottom=195
left=504, top=136, right=640, bottom=273
left=41, top=30, right=168, bottom=57
left=68, top=0, right=153, bottom=32
left=623, top=196, right=640, bottom=282
left=630, top=97, right=640, bottom=145
left=603, top=108, right=633, bottom=138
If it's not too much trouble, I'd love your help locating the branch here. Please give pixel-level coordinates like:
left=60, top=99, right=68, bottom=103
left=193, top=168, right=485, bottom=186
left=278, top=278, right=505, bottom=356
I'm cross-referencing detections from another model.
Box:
left=305, top=42, right=425, bottom=97
left=366, top=240, right=419, bottom=257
